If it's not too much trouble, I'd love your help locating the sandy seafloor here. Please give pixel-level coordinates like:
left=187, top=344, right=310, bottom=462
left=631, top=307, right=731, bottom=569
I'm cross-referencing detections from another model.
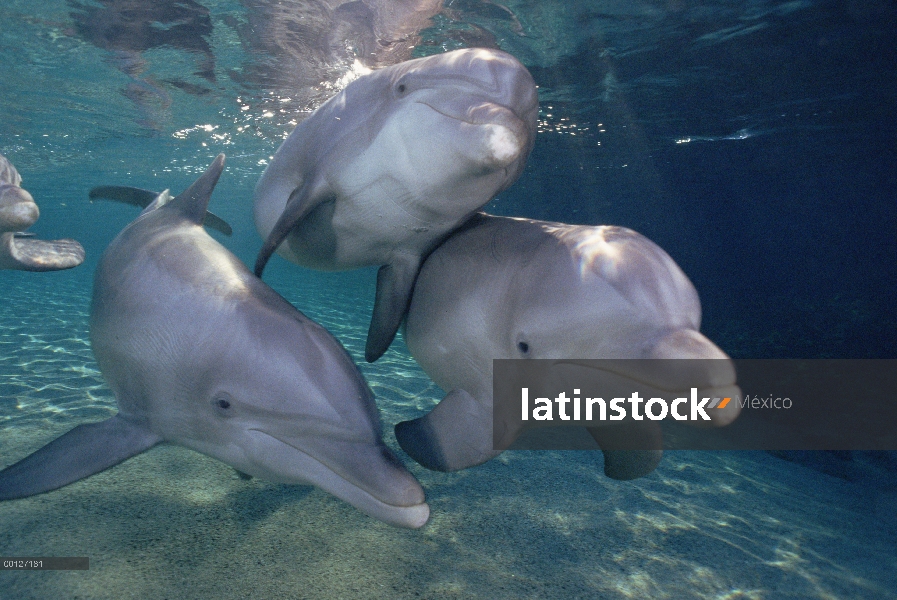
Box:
left=1, top=270, right=895, bottom=600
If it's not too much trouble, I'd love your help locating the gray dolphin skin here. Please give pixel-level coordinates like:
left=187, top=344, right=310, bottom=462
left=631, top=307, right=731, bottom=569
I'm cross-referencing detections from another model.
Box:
left=252, top=48, right=539, bottom=362
left=395, top=214, right=741, bottom=480
left=0, top=155, right=429, bottom=529
left=0, top=153, right=85, bottom=271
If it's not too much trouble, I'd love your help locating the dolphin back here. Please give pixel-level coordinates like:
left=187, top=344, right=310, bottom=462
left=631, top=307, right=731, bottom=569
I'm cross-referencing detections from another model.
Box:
left=89, top=158, right=234, bottom=236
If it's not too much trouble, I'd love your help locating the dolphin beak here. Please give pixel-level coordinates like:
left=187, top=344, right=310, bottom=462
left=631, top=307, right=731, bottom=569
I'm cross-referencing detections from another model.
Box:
left=245, top=429, right=430, bottom=529
left=645, top=328, right=741, bottom=427
left=417, top=98, right=532, bottom=169
left=465, top=102, right=532, bottom=167
left=552, top=329, right=741, bottom=428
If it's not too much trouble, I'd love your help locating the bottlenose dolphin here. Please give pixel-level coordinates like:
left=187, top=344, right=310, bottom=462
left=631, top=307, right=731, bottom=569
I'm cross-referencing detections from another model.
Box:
left=0, top=153, right=85, bottom=271
left=395, top=214, right=741, bottom=480
left=0, top=155, right=429, bottom=528
left=252, top=48, right=539, bottom=362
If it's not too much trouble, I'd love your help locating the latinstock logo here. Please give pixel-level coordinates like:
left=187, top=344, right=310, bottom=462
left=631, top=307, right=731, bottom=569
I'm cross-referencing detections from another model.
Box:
left=493, top=359, right=897, bottom=452
left=520, top=388, right=732, bottom=422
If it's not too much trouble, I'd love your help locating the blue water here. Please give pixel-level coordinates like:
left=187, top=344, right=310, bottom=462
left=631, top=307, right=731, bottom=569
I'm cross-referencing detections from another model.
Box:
left=1, top=0, right=895, bottom=598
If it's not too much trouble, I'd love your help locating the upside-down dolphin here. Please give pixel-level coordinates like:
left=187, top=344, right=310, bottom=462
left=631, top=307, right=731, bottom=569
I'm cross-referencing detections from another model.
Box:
left=252, top=48, right=539, bottom=362
left=0, top=155, right=429, bottom=528
left=395, top=214, right=741, bottom=480
left=0, top=153, right=85, bottom=271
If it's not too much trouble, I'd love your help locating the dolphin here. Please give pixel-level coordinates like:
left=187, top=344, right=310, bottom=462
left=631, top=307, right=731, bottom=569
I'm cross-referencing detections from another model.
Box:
left=0, top=153, right=85, bottom=271
left=0, top=155, right=429, bottom=528
left=252, top=48, right=539, bottom=362
left=394, top=214, right=741, bottom=480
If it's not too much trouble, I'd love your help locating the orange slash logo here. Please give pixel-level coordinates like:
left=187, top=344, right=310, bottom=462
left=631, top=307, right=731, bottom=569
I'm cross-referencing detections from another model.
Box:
left=708, top=397, right=731, bottom=409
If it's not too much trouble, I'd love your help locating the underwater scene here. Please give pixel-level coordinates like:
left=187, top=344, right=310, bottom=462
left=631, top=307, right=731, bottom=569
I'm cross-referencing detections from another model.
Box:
left=1, top=0, right=895, bottom=598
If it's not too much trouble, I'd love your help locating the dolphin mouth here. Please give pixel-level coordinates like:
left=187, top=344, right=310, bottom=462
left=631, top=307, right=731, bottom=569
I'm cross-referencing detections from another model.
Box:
left=246, top=429, right=429, bottom=529
left=553, top=359, right=736, bottom=393
left=416, top=100, right=525, bottom=130
left=416, top=100, right=530, bottom=169
left=546, top=329, right=742, bottom=427
left=548, top=358, right=741, bottom=427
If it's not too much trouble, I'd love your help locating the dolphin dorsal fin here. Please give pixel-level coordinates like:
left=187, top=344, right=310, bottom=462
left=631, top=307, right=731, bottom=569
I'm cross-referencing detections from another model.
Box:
left=89, top=182, right=233, bottom=236
left=168, top=154, right=226, bottom=226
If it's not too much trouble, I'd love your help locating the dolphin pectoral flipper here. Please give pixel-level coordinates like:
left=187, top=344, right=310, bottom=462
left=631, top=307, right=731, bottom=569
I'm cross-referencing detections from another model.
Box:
left=255, top=180, right=333, bottom=277
left=395, top=389, right=499, bottom=472
left=89, top=185, right=233, bottom=236
left=365, top=257, right=420, bottom=363
left=587, top=423, right=663, bottom=481
left=0, top=415, right=162, bottom=500
left=0, top=232, right=85, bottom=272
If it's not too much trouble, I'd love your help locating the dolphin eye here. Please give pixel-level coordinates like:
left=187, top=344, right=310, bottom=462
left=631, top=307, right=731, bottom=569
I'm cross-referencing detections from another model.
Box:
left=211, top=392, right=235, bottom=417
left=517, top=341, right=530, bottom=355
left=395, top=77, right=411, bottom=96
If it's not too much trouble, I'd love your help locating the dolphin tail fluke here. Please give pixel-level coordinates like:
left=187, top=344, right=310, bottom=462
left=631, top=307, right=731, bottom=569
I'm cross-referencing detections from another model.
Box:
left=365, top=257, right=420, bottom=362
left=395, top=388, right=499, bottom=472
left=1, top=232, right=85, bottom=271
left=89, top=181, right=233, bottom=236
left=587, top=423, right=663, bottom=480
left=0, top=415, right=161, bottom=500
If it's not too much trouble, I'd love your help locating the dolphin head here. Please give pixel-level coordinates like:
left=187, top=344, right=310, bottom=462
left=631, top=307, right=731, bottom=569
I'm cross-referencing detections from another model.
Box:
left=505, top=223, right=740, bottom=426
left=0, top=154, right=36, bottom=232
left=150, top=298, right=430, bottom=528
left=387, top=48, right=537, bottom=171
left=368, top=48, right=538, bottom=194
left=254, top=48, right=538, bottom=237
left=510, top=223, right=703, bottom=356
